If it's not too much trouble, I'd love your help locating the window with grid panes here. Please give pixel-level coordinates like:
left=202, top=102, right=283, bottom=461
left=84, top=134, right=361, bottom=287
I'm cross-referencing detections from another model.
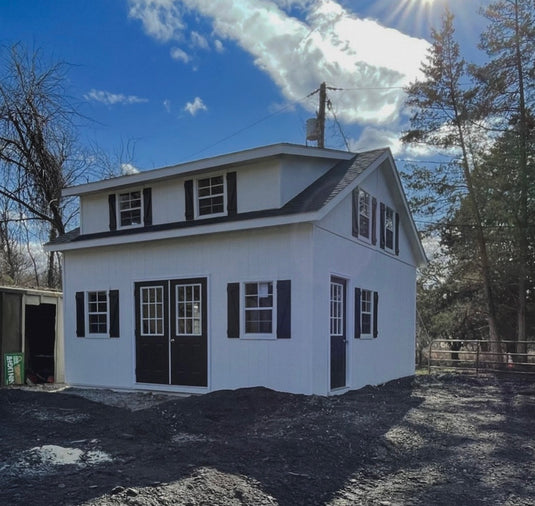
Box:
left=119, top=191, right=142, bottom=227
left=385, top=205, right=394, bottom=250
left=361, top=289, right=373, bottom=335
left=244, top=281, right=273, bottom=334
left=359, top=189, right=371, bottom=239
left=140, top=286, right=164, bottom=335
left=330, top=281, right=344, bottom=335
left=88, top=291, right=108, bottom=334
left=197, top=176, right=225, bottom=216
left=176, top=284, right=202, bottom=335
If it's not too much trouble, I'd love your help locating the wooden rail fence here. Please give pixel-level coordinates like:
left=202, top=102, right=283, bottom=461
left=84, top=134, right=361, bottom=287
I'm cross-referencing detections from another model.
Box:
left=427, top=339, right=535, bottom=375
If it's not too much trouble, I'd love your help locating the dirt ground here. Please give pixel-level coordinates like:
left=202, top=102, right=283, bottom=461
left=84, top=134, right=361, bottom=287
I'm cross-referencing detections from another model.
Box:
left=1, top=374, right=534, bottom=506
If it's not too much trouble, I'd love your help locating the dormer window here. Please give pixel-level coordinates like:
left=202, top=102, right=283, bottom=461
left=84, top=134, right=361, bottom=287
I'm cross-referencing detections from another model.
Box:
left=184, top=172, right=237, bottom=221
left=197, top=175, right=226, bottom=217
left=108, top=188, right=152, bottom=231
left=119, top=190, right=142, bottom=227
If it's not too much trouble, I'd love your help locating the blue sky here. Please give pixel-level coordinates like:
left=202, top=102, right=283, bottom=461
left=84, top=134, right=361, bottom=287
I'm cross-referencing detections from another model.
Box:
left=0, top=0, right=491, bottom=172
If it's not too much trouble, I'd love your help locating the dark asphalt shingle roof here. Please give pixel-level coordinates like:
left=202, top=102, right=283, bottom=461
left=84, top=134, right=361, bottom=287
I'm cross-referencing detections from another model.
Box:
left=49, top=148, right=388, bottom=247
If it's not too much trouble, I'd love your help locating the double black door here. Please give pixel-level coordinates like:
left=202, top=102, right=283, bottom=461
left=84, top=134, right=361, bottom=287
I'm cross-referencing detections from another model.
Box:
left=135, top=278, right=207, bottom=387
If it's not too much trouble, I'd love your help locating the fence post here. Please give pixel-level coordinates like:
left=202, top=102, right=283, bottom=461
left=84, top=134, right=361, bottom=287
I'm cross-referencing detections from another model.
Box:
left=476, top=342, right=480, bottom=377
left=428, top=340, right=433, bottom=375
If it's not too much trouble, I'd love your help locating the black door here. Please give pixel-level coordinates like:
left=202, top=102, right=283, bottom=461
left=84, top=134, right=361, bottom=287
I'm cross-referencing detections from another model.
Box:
left=135, top=278, right=208, bottom=387
left=330, top=276, right=347, bottom=389
left=135, top=280, right=169, bottom=384
left=170, top=278, right=207, bottom=386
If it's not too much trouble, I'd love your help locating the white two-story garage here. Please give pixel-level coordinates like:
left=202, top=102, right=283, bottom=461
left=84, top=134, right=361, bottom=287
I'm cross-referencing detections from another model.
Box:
left=46, top=143, right=426, bottom=395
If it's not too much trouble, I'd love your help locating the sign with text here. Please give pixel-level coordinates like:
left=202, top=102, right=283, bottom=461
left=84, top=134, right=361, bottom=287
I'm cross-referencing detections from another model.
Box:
left=4, top=353, right=24, bottom=385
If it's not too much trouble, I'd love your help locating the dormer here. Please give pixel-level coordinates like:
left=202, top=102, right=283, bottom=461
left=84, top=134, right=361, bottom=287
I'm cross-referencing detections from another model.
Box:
left=71, top=144, right=354, bottom=236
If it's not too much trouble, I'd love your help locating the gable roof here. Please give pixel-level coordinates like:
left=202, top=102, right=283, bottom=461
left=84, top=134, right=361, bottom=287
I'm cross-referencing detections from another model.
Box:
left=47, top=144, right=426, bottom=266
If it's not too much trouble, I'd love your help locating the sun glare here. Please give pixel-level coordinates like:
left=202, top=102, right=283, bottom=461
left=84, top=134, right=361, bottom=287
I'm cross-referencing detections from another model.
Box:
left=368, top=0, right=449, bottom=39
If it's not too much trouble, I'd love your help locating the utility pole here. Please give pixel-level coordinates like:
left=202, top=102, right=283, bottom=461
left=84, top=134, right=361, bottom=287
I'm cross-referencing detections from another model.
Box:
left=317, top=82, right=326, bottom=149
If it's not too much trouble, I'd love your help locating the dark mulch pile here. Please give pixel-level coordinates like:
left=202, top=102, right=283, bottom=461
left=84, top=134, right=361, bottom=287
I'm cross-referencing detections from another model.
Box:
left=1, top=374, right=534, bottom=505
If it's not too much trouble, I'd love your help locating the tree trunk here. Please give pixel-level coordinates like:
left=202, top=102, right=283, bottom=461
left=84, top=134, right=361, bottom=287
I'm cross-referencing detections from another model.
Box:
left=513, top=0, right=529, bottom=360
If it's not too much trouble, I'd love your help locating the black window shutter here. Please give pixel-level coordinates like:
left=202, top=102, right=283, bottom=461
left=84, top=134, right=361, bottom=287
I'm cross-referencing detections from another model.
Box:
left=395, top=212, right=400, bottom=256
left=354, top=287, right=361, bottom=338
left=226, top=172, right=237, bottom=216
left=108, top=194, right=117, bottom=231
left=184, top=179, right=194, bottom=221
left=373, top=291, right=379, bottom=338
left=277, top=280, right=291, bottom=339
left=109, top=290, right=120, bottom=338
left=143, top=188, right=152, bottom=226
left=227, top=283, right=240, bottom=338
left=371, top=197, right=377, bottom=245
left=379, top=202, right=385, bottom=250
left=75, top=291, right=85, bottom=337
left=352, top=188, right=359, bottom=237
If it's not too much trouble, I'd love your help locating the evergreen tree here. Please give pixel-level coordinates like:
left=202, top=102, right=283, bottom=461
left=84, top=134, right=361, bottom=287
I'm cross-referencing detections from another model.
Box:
left=402, top=10, right=502, bottom=354
left=473, top=0, right=535, bottom=353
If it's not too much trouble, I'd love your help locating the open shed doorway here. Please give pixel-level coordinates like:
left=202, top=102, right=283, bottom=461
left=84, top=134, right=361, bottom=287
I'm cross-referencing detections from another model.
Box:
left=25, top=303, right=56, bottom=383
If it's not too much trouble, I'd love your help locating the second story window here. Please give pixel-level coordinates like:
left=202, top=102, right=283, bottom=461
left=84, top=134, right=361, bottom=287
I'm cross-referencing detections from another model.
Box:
left=119, top=191, right=142, bottom=227
left=385, top=205, right=394, bottom=251
left=197, top=176, right=225, bottom=216
left=379, top=202, right=399, bottom=255
left=359, top=189, right=371, bottom=240
left=352, top=187, right=377, bottom=245
left=185, top=172, right=237, bottom=221
left=108, top=188, right=151, bottom=231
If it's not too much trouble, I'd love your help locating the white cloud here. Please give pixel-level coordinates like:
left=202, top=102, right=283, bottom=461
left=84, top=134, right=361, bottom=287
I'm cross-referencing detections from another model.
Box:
left=128, top=0, right=431, bottom=126
left=349, top=125, right=462, bottom=159
left=121, top=163, right=141, bottom=175
left=163, top=99, right=172, bottom=112
left=170, top=46, right=190, bottom=62
left=214, top=39, right=224, bottom=52
left=184, top=96, right=208, bottom=116
left=349, top=127, right=404, bottom=155
left=191, top=31, right=209, bottom=49
left=128, top=0, right=185, bottom=42
left=84, top=89, right=148, bottom=105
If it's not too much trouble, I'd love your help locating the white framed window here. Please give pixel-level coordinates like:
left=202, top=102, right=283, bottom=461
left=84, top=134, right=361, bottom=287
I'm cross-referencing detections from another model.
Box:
left=140, top=286, right=164, bottom=336
left=330, top=281, right=344, bottom=336
left=359, top=189, right=371, bottom=240
left=118, top=190, right=142, bottom=228
left=87, top=291, right=108, bottom=335
left=196, top=175, right=226, bottom=217
left=243, top=281, right=275, bottom=337
left=176, top=283, right=202, bottom=336
left=385, top=205, right=394, bottom=251
left=360, top=289, right=373, bottom=337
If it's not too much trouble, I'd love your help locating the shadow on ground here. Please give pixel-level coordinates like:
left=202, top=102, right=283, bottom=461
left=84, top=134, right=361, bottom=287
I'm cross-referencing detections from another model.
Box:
left=1, top=374, right=534, bottom=505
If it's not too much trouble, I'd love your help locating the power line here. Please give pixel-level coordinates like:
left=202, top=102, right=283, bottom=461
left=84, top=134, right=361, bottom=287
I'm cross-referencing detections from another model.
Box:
left=185, top=82, right=434, bottom=159
left=187, top=91, right=317, bottom=159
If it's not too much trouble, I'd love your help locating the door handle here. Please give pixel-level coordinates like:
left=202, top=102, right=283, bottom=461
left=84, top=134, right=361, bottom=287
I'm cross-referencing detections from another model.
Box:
left=170, top=338, right=175, bottom=343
